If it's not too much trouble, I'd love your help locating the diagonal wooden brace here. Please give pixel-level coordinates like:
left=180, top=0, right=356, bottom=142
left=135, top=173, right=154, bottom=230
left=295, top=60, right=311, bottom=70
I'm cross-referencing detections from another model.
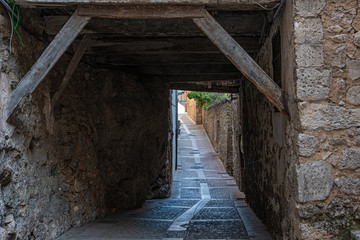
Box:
left=193, top=9, right=290, bottom=120
left=6, top=10, right=91, bottom=121
left=51, top=34, right=92, bottom=112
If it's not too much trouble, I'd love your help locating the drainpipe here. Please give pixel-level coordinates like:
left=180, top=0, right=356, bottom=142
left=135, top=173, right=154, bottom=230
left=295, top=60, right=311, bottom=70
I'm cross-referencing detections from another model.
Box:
left=175, top=90, right=178, bottom=171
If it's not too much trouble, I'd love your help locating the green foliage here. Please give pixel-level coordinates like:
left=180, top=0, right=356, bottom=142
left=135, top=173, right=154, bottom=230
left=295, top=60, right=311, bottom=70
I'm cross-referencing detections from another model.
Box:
left=187, top=91, right=228, bottom=109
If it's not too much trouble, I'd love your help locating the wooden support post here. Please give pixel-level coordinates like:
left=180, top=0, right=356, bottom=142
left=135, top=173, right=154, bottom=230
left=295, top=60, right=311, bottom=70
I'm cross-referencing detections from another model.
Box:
left=6, top=10, right=91, bottom=121
left=193, top=10, right=290, bottom=119
left=51, top=35, right=91, bottom=112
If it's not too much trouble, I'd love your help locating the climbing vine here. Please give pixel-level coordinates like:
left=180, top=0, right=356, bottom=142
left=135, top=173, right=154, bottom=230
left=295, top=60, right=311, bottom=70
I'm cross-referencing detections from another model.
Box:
left=187, top=91, right=228, bottom=109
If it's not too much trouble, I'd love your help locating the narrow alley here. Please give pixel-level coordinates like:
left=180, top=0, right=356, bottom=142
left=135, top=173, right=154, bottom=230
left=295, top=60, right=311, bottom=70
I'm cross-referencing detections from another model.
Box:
left=55, top=113, right=271, bottom=240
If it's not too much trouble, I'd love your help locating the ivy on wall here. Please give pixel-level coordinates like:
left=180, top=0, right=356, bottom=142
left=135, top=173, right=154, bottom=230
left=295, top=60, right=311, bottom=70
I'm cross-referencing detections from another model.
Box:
left=187, top=91, right=228, bottom=109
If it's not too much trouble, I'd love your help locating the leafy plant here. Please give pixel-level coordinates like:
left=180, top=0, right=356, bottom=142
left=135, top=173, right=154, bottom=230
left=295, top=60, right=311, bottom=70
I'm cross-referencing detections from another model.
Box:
left=187, top=91, right=228, bottom=109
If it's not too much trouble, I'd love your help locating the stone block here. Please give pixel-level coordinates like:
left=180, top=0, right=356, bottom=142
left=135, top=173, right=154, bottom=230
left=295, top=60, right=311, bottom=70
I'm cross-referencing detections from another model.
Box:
left=299, top=222, right=327, bottom=239
left=4, top=214, right=15, bottom=235
left=295, top=0, right=326, bottom=17
left=346, top=86, right=360, bottom=105
left=353, top=14, right=360, bottom=31
left=332, top=7, right=356, bottom=25
left=331, top=53, right=345, bottom=68
left=294, top=18, right=323, bottom=44
left=0, top=227, right=5, bottom=240
left=295, top=44, right=324, bottom=68
left=354, top=32, right=360, bottom=47
left=300, top=104, right=360, bottom=131
left=329, top=138, right=348, bottom=146
left=356, top=136, right=360, bottom=146
left=329, top=154, right=339, bottom=166
left=298, top=204, right=322, bottom=219
left=298, top=134, right=320, bottom=157
left=297, top=161, right=333, bottom=203
left=0, top=167, right=12, bottom=187
left=326, top=201, right=345, bottom=219
left=348, top=60, right=360, bottom=80
left=296, top=68, right=331, bottom=101
left=335, top=177, right=360, bottom=195
left=327, top=25, right=343, bottom=33
left=330, top=34, right=348, bottom=43
left=339, top=148, right=360, bottom=170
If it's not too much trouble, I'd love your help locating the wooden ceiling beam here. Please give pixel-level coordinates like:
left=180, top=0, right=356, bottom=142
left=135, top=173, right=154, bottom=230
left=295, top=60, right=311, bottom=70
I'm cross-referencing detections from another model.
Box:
left=15, top=0, right=280, bottom=11
left=164, top=73, right=242, bottom=83
left=113, top=64, right=238, bottom=75
left=86, top=53, right=231, bottom=66
left=80, top=37, right=259, bottom=55
left=44, top=14, right=264, bottom=37
left=78, top=5, right=204, bottom=19
left=170, top=83, right=239, bottom=93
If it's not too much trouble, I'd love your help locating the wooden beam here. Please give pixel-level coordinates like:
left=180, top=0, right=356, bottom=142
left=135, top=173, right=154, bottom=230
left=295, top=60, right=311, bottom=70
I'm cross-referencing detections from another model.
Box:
left=82, top=37, right=259, bottom=55
left=44, top=15, right=263, bottom=38
left=15, top=0, right=280, bottom=11
left=165, top=73, right=242, bottom=83
left=5, top=11, right=91, bottom=121
left=87, top=53, right=230, bottom=66
left=78, top=5, right=204, bottom=19
left=51, top=35, right=92, bottom=112
left=170, top=83, right=239, bottom=93
left=193, top=10, right=290, bottom=119
left=112, top=64, right=238, bottom=75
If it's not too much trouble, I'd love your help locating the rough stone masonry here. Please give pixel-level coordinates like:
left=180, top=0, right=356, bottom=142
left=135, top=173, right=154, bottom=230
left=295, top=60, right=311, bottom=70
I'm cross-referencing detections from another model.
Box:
left=0, top=7, right=172, bottom=240
left=295, top=0, right=360, bottom=239
left=0, top=0, right=360, bottom=239
left=198, top=0, right=360, bottom=239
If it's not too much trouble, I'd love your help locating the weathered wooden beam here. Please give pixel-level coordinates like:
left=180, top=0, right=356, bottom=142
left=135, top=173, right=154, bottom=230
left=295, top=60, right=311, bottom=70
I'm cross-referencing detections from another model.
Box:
left=44, top=14, right=263, bottom=38
left=51, top=35, right=92, bottom=112
left=111, top=64, right=238, bottom=75
left=15, top=0, right=280, bottom=11
left=78, top=5, right=204, bottom=19
left=87, top=53, right=230, bottom=66
left=193, top=10, right=289, bottom=119
left=165, top=73, right=242, bottom=83
left=170, top=83, right=239, bottom=93
left=82, top=37, right=259, bottom=55
left=5, top=11, right=91, bottom=121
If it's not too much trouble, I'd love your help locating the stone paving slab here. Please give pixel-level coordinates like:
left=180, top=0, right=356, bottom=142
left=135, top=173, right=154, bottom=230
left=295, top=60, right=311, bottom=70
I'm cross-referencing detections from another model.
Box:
left=193, top=207, right=240, bottom=220
left=56, top=114, right=272, bottom=240
left=185, top=220, right=249, bottom=240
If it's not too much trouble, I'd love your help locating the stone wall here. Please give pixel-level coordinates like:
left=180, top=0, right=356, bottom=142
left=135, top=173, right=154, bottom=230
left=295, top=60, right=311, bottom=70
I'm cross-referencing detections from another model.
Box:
left=187, top=98, right=197, bottom=123
left=203, top=98, right=234, bottom=174
left=0, top=8, right=172, bottom=240
left=294, top=0, right=360, bottom=239
left=84, top=71, right=172, bottom=210
left=230, top=96, right=243, bottom=191
left=187, top=98, right=203, bottom=124
left=237, top=1, right=300, bottom=239
left=238, top=0, right=360, bottom=239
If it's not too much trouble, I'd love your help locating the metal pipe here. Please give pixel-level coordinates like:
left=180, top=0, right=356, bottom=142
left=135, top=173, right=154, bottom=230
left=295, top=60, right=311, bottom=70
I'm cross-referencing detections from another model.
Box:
left=175, top=90, right=178, bottom=171
left=273, top=0, right=285, bottom=19
left=1, top=0, right=12, bottom=12
left=1, top=0, right=19, bottom=21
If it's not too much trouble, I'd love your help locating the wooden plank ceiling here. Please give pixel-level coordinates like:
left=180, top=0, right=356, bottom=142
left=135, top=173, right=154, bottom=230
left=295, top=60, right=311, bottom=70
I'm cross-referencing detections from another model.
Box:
left=37, top=4, right=274, bottom=93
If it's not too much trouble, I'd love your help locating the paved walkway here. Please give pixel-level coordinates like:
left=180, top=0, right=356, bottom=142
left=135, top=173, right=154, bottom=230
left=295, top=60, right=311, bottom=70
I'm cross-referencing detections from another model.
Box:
left=57, top=113, right=272, bottom=240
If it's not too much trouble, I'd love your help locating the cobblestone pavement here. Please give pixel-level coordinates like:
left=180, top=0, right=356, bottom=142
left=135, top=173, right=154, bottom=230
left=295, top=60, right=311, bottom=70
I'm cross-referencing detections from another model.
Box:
left=57, top=114, right=272, bottom=240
